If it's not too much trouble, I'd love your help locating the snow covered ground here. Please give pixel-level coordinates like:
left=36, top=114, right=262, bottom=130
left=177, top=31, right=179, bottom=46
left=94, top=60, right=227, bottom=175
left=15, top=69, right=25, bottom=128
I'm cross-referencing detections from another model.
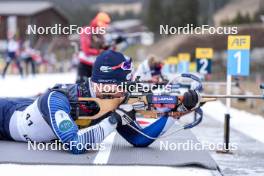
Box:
left=202, top=101, right=264, bottom=144
left=0, top=73, right=76, bottom=97
left=194, top=105, right=264, bottom=176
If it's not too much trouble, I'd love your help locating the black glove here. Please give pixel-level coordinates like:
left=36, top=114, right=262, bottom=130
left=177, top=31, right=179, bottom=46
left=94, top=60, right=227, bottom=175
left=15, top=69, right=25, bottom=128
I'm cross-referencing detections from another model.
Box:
left=183, top=90, right=200, bottom=110
left=110, top=104, right=136, bottom=126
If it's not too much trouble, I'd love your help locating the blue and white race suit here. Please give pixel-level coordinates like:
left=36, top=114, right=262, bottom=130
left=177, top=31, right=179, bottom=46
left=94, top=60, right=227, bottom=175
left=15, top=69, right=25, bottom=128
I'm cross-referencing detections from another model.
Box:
left=0, top=79, right=176, bottom=153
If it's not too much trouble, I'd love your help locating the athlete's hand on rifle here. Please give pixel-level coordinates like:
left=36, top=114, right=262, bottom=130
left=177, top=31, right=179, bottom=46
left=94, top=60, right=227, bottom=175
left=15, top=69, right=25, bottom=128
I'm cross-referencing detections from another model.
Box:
left=181, top=90, right=200, bottom=110
left=111, top=104, right=136, bottom=126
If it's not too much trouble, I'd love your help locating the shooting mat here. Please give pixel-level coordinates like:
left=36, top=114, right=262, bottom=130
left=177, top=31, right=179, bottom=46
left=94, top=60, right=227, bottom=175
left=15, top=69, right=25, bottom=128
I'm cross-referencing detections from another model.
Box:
left=0, top=123, right=218, bottom=170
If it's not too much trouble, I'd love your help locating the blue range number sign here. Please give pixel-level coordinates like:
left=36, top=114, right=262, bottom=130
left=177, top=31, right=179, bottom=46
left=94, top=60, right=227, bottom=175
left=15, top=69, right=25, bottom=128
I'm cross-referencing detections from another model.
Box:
left=196, top=59, right=212, bottom=74
left=227, top=35, right=251, bottom=76
left=195, top=48, right=213, bottom=74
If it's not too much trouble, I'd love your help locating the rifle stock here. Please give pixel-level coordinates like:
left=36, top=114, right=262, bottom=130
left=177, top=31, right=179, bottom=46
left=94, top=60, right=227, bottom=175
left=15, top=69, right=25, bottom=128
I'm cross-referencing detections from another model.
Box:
left=77, top=97, right=124, bottom=119
left=75, top=96, right=215, bottom=121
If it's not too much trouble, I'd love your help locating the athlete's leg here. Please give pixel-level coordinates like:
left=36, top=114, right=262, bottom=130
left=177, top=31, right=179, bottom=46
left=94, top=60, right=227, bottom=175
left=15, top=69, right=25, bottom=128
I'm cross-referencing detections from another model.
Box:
left=2, top=61, right=11, bottom=78
left=2, top=52, right=15, bottom=78
left=30, top=58, right=36, bottom=75
left=0, top=99, right=5, bottom=139
left=15, top=58, right=23, bottom=77
left=0, top=98, right=15, bottom=139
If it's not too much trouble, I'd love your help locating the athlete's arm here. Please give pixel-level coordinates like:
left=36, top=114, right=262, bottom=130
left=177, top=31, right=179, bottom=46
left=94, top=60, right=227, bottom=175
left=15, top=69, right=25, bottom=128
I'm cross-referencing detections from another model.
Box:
left=117, top=90, right=200, bottom=147
left=117, top=115, right=175, bottom=147
left=42, top=91, right=117, bottom=154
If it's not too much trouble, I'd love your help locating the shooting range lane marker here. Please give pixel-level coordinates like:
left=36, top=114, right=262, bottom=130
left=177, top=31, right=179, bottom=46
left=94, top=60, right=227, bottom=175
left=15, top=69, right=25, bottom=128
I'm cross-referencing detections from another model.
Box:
left=195, top=48, right=213, bottom=74
left=223, top=35, right=251, bottom=152
left=93, top=132, right=116, bottom=164
left=177, top=53, right=191, bottom=73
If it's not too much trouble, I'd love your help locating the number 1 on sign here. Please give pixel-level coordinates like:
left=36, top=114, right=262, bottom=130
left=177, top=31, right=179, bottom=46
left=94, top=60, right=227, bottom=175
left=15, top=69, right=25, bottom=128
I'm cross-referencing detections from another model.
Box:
left=234, top=51, right=241, bottom=74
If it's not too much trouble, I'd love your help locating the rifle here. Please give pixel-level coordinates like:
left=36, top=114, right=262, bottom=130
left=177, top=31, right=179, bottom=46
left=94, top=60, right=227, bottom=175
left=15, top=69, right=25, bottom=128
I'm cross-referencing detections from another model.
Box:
left=74, top=83, right=264, bottom=126
left=73, top=92, right=216, bottom=128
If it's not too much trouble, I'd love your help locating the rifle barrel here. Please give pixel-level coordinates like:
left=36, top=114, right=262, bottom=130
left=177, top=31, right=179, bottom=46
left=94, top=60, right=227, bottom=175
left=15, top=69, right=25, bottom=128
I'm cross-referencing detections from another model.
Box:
left=202, top=82, right=237, bottom=86
left=201, top=94, right=264, bottom=99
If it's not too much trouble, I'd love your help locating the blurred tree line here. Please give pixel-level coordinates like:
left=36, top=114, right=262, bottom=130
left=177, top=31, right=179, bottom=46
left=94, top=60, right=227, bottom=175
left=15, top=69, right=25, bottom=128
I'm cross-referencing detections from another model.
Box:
left=143, top=0, right=230, bottom=36
left=52, top=0, right=230, bottom=29
left=67, top=6, right=142, bottom=26
left=221, top=10, right=263, bottom=25
left=0, top=0, right=140, bottom=26
left=144, top=0, right=199, bottom=34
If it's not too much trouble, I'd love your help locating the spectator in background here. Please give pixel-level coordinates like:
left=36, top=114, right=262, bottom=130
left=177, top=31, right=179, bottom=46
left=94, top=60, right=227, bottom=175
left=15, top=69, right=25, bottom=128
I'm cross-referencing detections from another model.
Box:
left=2, top=35, right=23, bottom=78
left=69, top=52, right=79, bottom=71
left=33, top=50, right=43, bottom=74
left=77, top=12, right=111, bottom=83
left=20, top=41, right=36, bottom=76
left=45, top=52, right=57, bottom=73
left=133, top=55, right=163, bottom=83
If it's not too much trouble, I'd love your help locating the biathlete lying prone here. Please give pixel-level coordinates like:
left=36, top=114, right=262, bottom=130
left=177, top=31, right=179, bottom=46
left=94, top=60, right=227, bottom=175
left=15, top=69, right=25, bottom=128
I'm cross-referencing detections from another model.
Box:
left=0, top=50, right=200, bottom=154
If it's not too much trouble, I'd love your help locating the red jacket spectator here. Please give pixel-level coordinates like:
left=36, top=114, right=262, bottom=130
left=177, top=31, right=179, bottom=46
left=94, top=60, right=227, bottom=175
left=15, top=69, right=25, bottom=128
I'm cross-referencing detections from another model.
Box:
left=79, top=12, right=111, bottom=65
